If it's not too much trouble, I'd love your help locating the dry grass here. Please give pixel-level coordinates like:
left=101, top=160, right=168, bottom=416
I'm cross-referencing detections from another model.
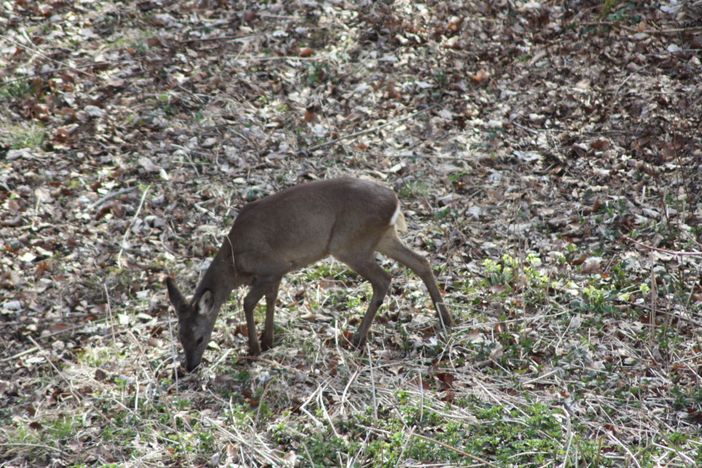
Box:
left=2, top=0, right=702, bottom=466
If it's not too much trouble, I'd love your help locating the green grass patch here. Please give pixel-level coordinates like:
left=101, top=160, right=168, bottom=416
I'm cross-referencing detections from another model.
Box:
left=0, top=79, right=33, bottom=100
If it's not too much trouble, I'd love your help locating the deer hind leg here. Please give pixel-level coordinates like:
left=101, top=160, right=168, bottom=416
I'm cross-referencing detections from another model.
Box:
left=377, top=231, right=453, bottom=329
left=336, top=253, right=391, bottom=350
left=261, top=278, right=281, bottom=351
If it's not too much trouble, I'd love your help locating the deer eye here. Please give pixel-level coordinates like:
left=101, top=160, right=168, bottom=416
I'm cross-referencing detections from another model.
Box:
left=196, top=337, right=204, bottom=345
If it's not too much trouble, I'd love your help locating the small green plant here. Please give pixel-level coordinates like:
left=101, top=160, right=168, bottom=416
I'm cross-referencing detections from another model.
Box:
left=524, top=253, right=550, bottom=301
left=600, top=0, right=622, bottom=17
left=434, top=70, right=447, bottom=87
left=582, top=284, right=609, bottom=312
left=0, top=79, right=33, bottom=100
left=305, top=62, right=331, bottom=87
left=302, top=431, right=351, bottom=466
left=397, top=180, right=430, bottom=199
left=303, top=261, right=351, bottom=282
left=482, top=254, right=519, bottom=286
left=601, top=0, right=639, bottom=22
left=667, top=431, right=687, bottom=447
left=157, top=93, right=174, bottom=115
left=2, top=124, right=47, bottom=149
left=78, top=345, right=121, bottom=367
left=49, top=415, right=81, bottom=441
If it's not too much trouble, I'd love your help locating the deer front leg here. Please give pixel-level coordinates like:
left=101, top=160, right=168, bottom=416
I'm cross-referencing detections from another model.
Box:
left=243, top=283, right=266, bottom=356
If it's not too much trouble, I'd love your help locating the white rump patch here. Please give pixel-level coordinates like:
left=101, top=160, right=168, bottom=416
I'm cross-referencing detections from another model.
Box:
left=390, top=203, right=401, bottom=226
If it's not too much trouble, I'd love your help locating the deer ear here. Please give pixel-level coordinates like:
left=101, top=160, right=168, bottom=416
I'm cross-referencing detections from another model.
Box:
left=197, top=290, right=214, bottom=316
left=166, top=277, right=187, bottom=314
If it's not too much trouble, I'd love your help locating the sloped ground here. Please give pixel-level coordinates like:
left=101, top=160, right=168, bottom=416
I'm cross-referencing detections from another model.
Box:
left=1, top=0, right=701, bottom=465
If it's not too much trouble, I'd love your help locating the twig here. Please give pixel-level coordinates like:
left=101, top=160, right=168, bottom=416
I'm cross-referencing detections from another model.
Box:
left=396, top=426, right=415, bottom=464
left=414, top=432, right=497, bottom=466
left=316, top=382, right=339, bottom=437
left=0, top=442, right=68, bottom=456
left=204, top=416, right=282, bottom=465
left=639, top=27, right=702, bottom=34
left=615, top=300, right=702, bottom=327
left=622, top=235, right=702, bottom=257
left=25, top=335, right=82, bottom=403
left=103, top=283, right=116, bottom=344
left=339, top=368, right=360, bottom=416
left=1, top=346, right=39, bottom=362
left=170, top=145, right=201, bottom=175
left=92, top=186, right=137, bottom=210
left=301, top=106, right=435, bottom=154
left=180, top=34, right=262, bottom=44
left=116, top=185, right=150, bottom=268
left=578, top=22, right=702, bottom=34
left=366, top=345, right=378, bottom=420
left=418, top=371, right=425, bottom=423
left=606, top=429, right=642, bottom=468
left=522, top=368, right=561, bottom=386
left=560, top=408, right=573, bottom=468
left=299, top=385, right=325, bottom=428
left=359, top=424, right=495, bottom=466
left=649, top=262, right=657, bottom=345
left=233, top=55, right=323, bottom=62
left=0, top=34, right=96, bottom=79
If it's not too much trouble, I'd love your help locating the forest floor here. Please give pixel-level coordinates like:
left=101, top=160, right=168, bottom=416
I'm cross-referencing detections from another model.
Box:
left=1, top=0, right=702, bottom=466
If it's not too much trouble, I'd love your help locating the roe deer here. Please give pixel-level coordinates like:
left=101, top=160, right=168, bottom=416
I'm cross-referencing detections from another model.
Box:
left=166, top=177, right=453, bottom=371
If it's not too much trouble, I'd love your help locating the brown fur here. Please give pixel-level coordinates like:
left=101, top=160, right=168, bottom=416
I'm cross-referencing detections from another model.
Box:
left=166, top=177, right=452, bottom=371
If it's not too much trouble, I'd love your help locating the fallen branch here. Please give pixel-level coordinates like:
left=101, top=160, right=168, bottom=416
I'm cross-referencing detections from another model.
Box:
left=116, top=185, right=151, bottom=268
left=92, top=186, right=137, bottom=210
left=301, top=105, right=436, bottom=154
left=622, top=235, right=702, bottom=257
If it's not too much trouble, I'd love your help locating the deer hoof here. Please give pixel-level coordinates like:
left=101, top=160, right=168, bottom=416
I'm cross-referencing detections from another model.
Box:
left=248, top=344, right=262, bottom=356
left=260, top=335, right=273, bottom=351
left=351, top=333, right=366, bottom=350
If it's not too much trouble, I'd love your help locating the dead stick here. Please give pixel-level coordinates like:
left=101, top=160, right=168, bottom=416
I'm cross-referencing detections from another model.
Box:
left=302, top=106, right=436, bottom=154
left=116, top=185, right=150, bottom=267
left=622, top=235, right=702, bottom=257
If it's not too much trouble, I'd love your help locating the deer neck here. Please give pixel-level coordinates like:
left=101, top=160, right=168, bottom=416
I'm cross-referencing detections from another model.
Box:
left=193, top=239, right=237, bottom=308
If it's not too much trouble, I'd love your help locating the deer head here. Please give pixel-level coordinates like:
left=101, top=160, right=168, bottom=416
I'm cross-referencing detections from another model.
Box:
left=166, top=278, right=219, bottom=371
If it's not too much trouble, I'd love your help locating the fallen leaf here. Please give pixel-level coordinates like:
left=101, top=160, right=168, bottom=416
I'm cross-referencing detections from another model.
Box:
left=299, top=47, right=314, bottom=57
left=470, top=69, right=490, bottom=84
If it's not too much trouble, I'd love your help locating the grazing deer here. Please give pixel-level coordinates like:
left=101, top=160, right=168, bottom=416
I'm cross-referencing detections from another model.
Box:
left=166, top=177, right=452, bottom=371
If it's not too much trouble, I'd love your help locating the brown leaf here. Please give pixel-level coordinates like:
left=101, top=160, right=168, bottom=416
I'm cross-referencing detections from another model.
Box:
left=95, top=368, right=108, bottom=381
left=582, top=257, right=603, bottom=274
left=242, top=10, right=257, bottom=23
left=34, top=260, right=51, bottom=278
left=386, top=82, right=402, bottom=100
left=32, top=102, right=50, bottom=121
left=470, top=69, right=490, bottom=84
left=571, top=254, right=588, bottom=266
left=447, top=16, right=463, bottom=34
left=51, top=124, right=79, bottom=147
left=590, top=138, right=611, bottom=151
left=435, top=372, right=455, bottom=389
